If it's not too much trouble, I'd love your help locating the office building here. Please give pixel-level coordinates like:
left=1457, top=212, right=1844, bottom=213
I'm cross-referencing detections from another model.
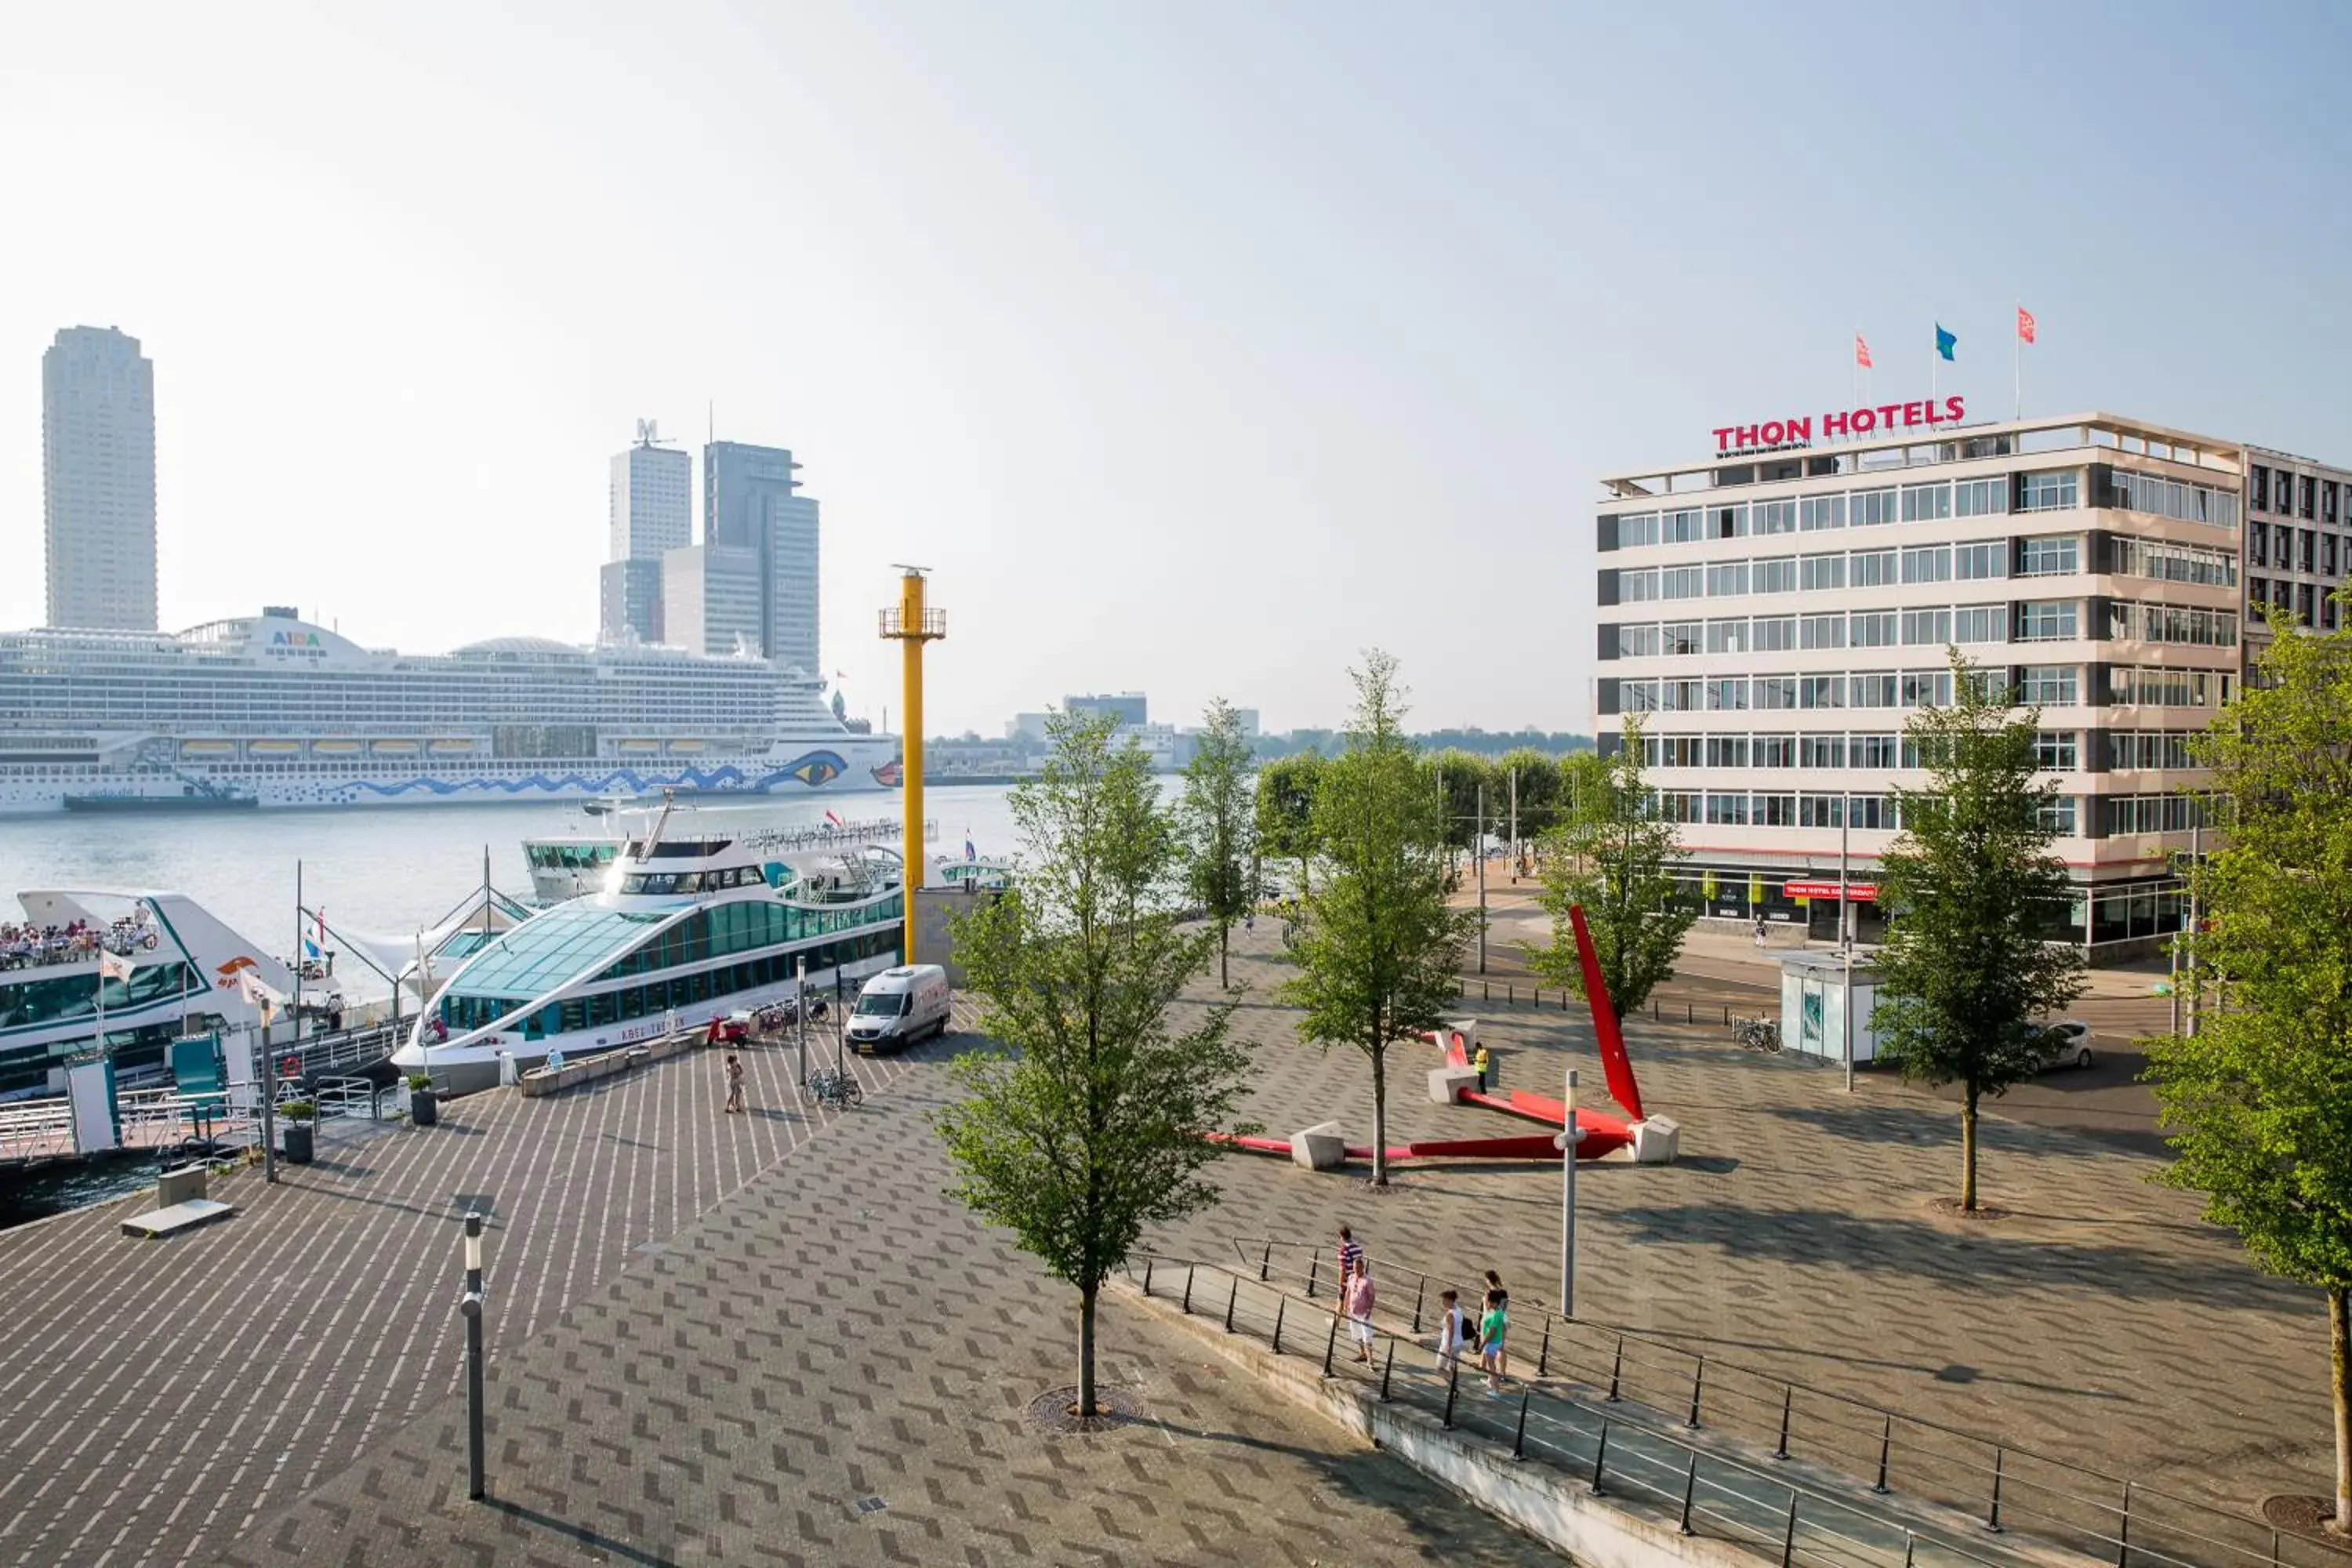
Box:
left=601, top=423, right=691, bottom=643
left=43, top=326, right=158, bottom=630
left=705, top=441, right=821, bottom=672
left=2243, top=446, right=2352, bottom=649
left=662, top=543, right=764, bottom=658
left=1594, top=404, right=2274, bottom=958
left=1066, top=692, right=1149, bottom=727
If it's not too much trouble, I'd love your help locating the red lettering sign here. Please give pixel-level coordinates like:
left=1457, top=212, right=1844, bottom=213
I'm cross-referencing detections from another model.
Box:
left=1712, top=397, right=1966, bottom=454
left=1781, top=881, right=1878, bottom=901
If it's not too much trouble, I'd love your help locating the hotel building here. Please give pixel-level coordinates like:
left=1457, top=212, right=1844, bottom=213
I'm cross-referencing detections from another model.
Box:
left=1592, top=405, right=2302, bottom=959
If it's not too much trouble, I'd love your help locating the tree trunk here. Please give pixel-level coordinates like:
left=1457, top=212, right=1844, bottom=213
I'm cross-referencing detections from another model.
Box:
left=1370, top=1043, right=1388, bottom=1187
left=1960, top=1085, right=1980, bottom=1212
left=2332, top=1287, right=2352, bottom=1533
left=1220, top=921, right=1229, bottom=989
left=1078, top=1285, right=1098, bottom=1417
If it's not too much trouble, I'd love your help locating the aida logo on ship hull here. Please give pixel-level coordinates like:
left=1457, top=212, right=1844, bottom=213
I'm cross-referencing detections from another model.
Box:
left=266, top=630, right=326, bottom=658
left=1712, top=396, right=1967, bottom=456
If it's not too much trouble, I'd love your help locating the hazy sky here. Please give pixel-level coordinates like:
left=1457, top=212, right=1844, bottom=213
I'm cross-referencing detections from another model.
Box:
left=5, top=2, right=2348, bottom=737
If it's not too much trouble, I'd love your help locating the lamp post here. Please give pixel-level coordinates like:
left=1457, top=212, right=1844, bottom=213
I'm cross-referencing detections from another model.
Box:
left=795, top=956, right=809, bottom=1087
left=1555, top=1069, right=1583, bottom=1319
left=458, top=1210, right=487, bottom=1501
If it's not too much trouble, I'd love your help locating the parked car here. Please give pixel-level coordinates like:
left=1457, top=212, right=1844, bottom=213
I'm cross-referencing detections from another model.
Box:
left=2028, top=1019, right=2094, bottom=1071
left=847, top=965, right=952, bottom=1053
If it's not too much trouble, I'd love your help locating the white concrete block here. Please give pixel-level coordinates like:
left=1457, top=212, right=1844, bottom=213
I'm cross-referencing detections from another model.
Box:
left=1628, top=1116, right=1680, bottom=1165
left=1291, top=1120, right=1348, bottom=1171
left=1428, top=1065, right=1479, bottom=1105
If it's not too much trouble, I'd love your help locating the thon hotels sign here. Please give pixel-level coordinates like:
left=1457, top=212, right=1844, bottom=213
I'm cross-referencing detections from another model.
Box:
left=1712, top=395, right=1968, bottom=456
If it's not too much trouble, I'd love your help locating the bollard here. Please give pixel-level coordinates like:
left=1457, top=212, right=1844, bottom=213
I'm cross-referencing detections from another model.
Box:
left=1224, top=1279, right=1237, bottom=1334
left=1677, top=1450, right=1699, bottom=1535
left=1722, top=1004, right=1729, bottom=1025
left=1411, top=1278, right=1425, bottom=1334
left=1508, top=983, right=1514, bottom=1003
left=1606, top=1337, right=1624, bottom=1401
left=1904, top=1531, right=1916, bottom=1568
left=1653, top=1000, right=1661, bottom=1020
left=1483, top=979, right=1490, bottom=1000
left=1144, top=1257, right=1154, bottom=1296
left=1987, top=1446, right=2004, bottom=1531
left=1272, top=1298, right=1286, bottom=1354
left=1536, top=1319, right=1550, bottom=1378
left=1687, top=1357, right=1705, bottom=1428
left=1780, top=1490, right=1799, bottom=1568
left=1589, top=1417, right=1610, bottom=1494
left=1323, top=1314, right=1340, bottom=1377
left=1512, top=1388, right=1530, bottom=1459
left=1443, top=1362, right=1461, bottom=1428
left=1260, top=1241, right=1273, bottom=1282
left=2117, top=1480, right=2132, bottom=1568
left=1307, top=1255, right=1319, bottom=1302
left=1380, top=1341, right=1396, bottom=1402
left=1686, top=1000, right=1693, bottom=1024
left=1774, top=1385, right=1792, bottom=1459
left=1872, top=1413, right=1893, bottom=1493
left=1183, top=1265, right=1195, bottom=1315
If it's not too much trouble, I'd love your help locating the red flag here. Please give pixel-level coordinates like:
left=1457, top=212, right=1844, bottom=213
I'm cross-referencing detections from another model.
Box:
left=1854, top=334, right=1873, bottom=369
left=2016, top=307, right=2037, bottom=343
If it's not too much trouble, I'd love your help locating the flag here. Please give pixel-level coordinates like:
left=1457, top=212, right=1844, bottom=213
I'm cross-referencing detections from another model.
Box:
left=303, top=936, right=321, bottom=960
left=2016, top=306, right=2037, bottom=343
left=1854, top=335, right=1872, bottom=370
left=824, top=808, right=844, bottom=828
left=99, top=949, right=136, bottom=984
left=1935, top=324, right=1957, bottom=361
left=964, top=838, right=977, bottom=861
left=237, top=967, right=282, bottom=1022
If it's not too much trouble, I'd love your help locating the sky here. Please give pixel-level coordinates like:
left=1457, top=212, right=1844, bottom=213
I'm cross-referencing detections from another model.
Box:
left=4, top=1, right=2349, bottom=738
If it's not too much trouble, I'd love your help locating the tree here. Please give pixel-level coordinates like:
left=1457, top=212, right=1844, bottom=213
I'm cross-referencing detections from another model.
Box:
left=2145, top=612, right=2352, bottom=1530
left=1426, top=750, right=1493, bottom=867
left=1871, top=653, right=2085, bottom=1212
left=1523, top=717, right=1694, bottom=1017
left=1179, top=698, right=1257, bottom=987
left=1279, top=652, right=1477, bottom=1186
left=936, top=711, right=1258, bottom=1418
left=1255, top=752, right=1326, bottom=899
left=1494, top=749, right=1564, bottom=850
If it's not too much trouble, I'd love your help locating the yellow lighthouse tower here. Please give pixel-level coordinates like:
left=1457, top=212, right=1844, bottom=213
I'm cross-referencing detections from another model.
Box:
left=879, top=566, right=945, bottom=962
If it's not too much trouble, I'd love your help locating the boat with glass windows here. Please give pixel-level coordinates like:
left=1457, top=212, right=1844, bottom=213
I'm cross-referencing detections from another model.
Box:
left=396, top=800, right=906, bottom=1092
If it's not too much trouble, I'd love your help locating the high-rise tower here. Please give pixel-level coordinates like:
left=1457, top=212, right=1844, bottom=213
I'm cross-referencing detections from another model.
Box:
left=43, top=326, right=157, bottom=630
left=599, top=420, right=691, bottom=643
left=704, top=440, right=821, bottom=672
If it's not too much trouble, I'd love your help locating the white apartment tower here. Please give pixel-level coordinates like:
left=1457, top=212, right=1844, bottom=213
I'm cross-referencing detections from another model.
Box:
left=601, top=422, right=692, bottom=644
left=1595, top=405, right=2259, bottom=958
left=43, top=325, right=158, bottom=630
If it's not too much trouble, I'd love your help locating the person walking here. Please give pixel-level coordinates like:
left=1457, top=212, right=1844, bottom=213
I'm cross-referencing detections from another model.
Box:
left=1335, top=1225, right=1364, bottom=1312
left=724, top=1051, right=746, bottom=1115
left=1753, top=916, right=1768, bottom=950
left=1345, top=1258, right=1377, bottom=1363
left=1478, top=1288, right=1510, bottom=1392
left=1472, top=1043, right=1490, bottom=1094
left=1435, top=1288, right=1472, bottom=1370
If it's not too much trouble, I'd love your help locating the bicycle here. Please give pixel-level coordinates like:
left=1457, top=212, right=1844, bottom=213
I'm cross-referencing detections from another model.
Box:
left=806, top=1067, right=863, bottom=1109
left=1732, top=1015, right=1782, bottom=1054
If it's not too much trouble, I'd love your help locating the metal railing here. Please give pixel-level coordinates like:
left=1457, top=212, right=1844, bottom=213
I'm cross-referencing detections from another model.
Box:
left=278, top=1022, right=401, bottom=1079
left=1236, top=1239, right=2343, bottom=1568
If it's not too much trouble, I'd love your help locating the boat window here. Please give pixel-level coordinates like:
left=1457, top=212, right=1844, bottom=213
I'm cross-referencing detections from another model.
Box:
left=0, top=962, right=203, bottom=1032
left=673, top=873, right=702, bottom=894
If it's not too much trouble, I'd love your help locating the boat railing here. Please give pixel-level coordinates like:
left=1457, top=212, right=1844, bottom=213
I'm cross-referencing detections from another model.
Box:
left=314, top=1075, right=383, bottom=1122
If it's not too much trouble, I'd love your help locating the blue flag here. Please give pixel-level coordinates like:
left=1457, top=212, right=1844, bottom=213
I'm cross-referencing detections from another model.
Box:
left=1935, top=324, right=1957, bottom=361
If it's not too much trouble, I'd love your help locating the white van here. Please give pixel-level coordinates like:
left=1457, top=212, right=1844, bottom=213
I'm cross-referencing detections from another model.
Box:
left=847, top=965, right=952, bottom=1053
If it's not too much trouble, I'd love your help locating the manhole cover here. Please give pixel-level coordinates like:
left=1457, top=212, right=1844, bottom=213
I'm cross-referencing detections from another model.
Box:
left=1023, top=1384, right=1146, bottom=1434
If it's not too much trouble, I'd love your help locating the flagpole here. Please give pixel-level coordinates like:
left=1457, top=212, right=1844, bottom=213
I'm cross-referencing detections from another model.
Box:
left=2013, top=298, right=2023, bottom=421
left=1853, top=330, right=1860, bottom=407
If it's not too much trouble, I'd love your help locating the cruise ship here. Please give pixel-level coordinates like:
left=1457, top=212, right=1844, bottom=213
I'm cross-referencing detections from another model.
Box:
left=0, top=608, right=899, bottom=813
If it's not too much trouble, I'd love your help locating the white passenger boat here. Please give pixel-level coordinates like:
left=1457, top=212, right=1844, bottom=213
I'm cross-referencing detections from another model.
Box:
left=397, top=800, right=906, bottom=1091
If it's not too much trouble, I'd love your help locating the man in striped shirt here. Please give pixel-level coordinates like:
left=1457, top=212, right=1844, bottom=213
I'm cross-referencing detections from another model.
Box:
left=1336, top=1225, right=1363, bottom=1312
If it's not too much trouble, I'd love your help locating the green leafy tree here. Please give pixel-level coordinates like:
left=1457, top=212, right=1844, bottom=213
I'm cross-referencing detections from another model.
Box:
left=1180, top=698, right=1257, bottom=987
left=937, top=711, right=1257, bottom=1417
left=1872, top=654, right=2085, bottom=1212
left=1255, top=752, right=1326, bottom=899
left=1279, top=652, right=1477, bottom=1186
left=1494, top=748, right=1564, bottom=851
left=1524, top=717, right=1693, bottom=1016
left=2146, top=613, right=2352, bottom=1530
left=1426, top=750, right=1493, bottom=864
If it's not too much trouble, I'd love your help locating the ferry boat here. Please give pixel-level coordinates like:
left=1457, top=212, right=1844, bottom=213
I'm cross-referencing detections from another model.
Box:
left=0, top=608, right=901, bottom=814
left=396, top=801, right=906, bottom=1092
left=0, top=891, right=291, bottom=1097
left=520, top=813, right=940, bottom=904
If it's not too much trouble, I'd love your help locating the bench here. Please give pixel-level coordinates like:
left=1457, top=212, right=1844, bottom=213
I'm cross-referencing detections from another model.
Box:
left=121, top=1198, right=234, bottom=1240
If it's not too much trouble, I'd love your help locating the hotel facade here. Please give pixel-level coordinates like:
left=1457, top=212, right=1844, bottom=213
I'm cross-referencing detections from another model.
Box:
left=1593, top=405, right=2352, bottom=958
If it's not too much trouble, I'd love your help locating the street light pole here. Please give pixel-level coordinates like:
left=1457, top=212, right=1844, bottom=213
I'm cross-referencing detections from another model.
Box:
left=1557, top=1069, right=1582, bottom=1319
left=1475, top=782, right=1487, bottom=975
left=796, top=956, right=808, bottom=1087
left=459, top=1210, right=487, bottom=1501
left=1840, top=817, right=1854, bottom=1094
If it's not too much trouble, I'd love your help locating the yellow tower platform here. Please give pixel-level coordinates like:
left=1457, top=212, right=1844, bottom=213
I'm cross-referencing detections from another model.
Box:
left=878, top=567, right=946, bottom=963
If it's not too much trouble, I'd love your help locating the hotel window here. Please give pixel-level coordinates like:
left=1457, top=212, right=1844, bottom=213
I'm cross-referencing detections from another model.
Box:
left=1798, top=794, right=1845, bottom=827
left=2304, top=529, right=2319, bottom=573
left=1753, top=615, right=1798, bottom=652
left=2327, top=481, right=2340, bottom=524
left=1849, top=611, right=1898, bottom=648
left=1752, top=556, right=1798, bottom=593
left=1801, top=553, right=1846, bottom=591
left=1799, top=735, right=1847, bottom=768
left=1900, top=608, right=1952, bottom=645
left=1900, top=545, right=1953, bottom=583
left=1656, top=790, right=1702, bottom=822
left=1757, top=793, right=1798, bottom=826
left=1952, top=604, right=2005, bottom=644
left=1849, top=795, right=1897, bottom=829
left=1854, top=733, right=1900, bottom=769
left=2327, top=535, right=2339, bottom=575
left=1714, top=504, right=1751, bottom=539
left=2248, top=577, right=2270, bottom=611
left=2038, top=797, right=2078, bottom=835
left=1754, top=675, right=1798, bottom=710
left=2248, top=521, right=2268, bottom=566
left=1620, top=680, right=1661, bottom=711
left=2031, top=731, right=2078, bottom=770
left=2251, top=466, right=2270, bottom=511
left=1706, top=619, right=1751, bottom=655
left=2019, top=665, right=2078, bottom=706
left=2115, top=537, right=2237, bottom=587
left=1661, top=678, right=1705, bottom=710
left=1852, top=488, right=1899, bottom=528
left=1702, top=561, right=1745, bottom=597
left=1617, top=568, right=1660, bottom=603
left=1851, top=548, right=1898, bottom=587
left=1801, top=613, right=1846, bottom=651
left=2015, top=601, right=2079, bottom=641
left=1659, top=565, right=1704, bottom=599
left=1800, top=674, right=1845, bottom=709
left=1800, top=494, right=1847, bottom=531
left=1955, top=541, right=2006, bottom=580
left=1755, top=734, right=1797, bottom=768
left=1901, top=670, right=1954, bottom=707
left=1955, top=477, right=2009, bottom=517
left=2301, top=583, right=2318, bottom=624
left=1705, top=793, right=1751, bottom=825
left=1663, top=621, right=1703, bottom=655
left=1661, top=509, right=1703, bottom=544
left=2302, top=475, right=2318, bottom=519
left=1705, top=736, right=1751, bottom=768
left=1900, top=482, right=1954, bottom=522
left=2329, top=598, right=2342, bottom=632
left=1755, top=499, right=1798, bottom=535
left=2016, top=470, right=2079, bottom=512
left=1851, top=673, right=1899, bottom=707
left=1706, top=677, right=1749, bottom=711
